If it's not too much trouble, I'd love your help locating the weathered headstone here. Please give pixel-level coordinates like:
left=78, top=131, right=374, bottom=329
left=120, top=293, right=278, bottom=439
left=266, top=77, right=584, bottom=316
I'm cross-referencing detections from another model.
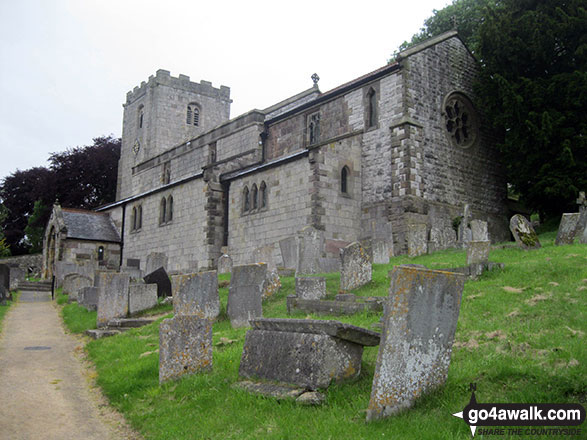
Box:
left=144, top=267, right=172, bottom=297
left=0, top=264, right=10, bottom=292
left=62, top=273, right=93, bottom=300
left=296, top=226, right=324, bottom=275
left=96, top=272, right=130, bottom=328
left=172, top=271, right=219, bottom=319
left=227, top=263, right=266, bottom=328
left=340, top=242, right=372, bottom=291
left=253, top=245, right=277, bottom=271
left=120, top=265, right=143, bottom=281
left=467, top=241, right=491, bottom=265
left=370, top=239, right=390, bottom=265
left=407, top=223, right=428, bottom=257
left=295, top=276, right=326, bottom=300
left=78, top=286, right=99, bottom=311
left=509, top=214, right=541, bottom=249
left=8, top=266, right=25, bottom=291
left=145, top=252, right=168, bottom=275
left=128, top=283, right=158, bottom=315
left=470, top=219, right=489, bottom=241
left=217, top=253, right=232, bottom=274
left=159, top=316, right=213, bottom=383
left=575, top=192, right=587, bottom=244
left=554, top=213, right=581, bottom=246
left=428, top=225, right=457, bottom=253
left=262, top=269, right=281, bottom=300
left=279, top=236, right=298, bottom=269
left=367, top=266, right=465, bottom=421
left=458, top=203, right=473, bottom=248
left=239, top=318, right=380, bottom=389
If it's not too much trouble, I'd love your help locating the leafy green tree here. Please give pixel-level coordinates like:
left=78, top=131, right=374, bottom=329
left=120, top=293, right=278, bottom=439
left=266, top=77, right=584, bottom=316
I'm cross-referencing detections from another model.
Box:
left=23, top=200, right=50, bottom=254
left=0, top=204, right=11, bottom=257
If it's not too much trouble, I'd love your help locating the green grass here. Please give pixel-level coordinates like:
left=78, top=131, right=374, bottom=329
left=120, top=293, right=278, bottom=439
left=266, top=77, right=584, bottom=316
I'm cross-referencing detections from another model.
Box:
left=56, top=291, right=98, bottom=334
left=64, top=235, right=586, bottom=439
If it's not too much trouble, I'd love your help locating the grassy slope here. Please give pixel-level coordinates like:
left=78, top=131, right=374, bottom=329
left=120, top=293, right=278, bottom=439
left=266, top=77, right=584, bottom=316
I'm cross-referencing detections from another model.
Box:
left=64, top=234, right=586, bottom=439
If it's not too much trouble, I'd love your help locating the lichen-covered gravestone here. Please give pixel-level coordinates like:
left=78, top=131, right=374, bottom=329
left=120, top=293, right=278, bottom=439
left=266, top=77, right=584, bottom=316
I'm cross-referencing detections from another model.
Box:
left=554, top=213, right=581, bottom=246
left=296, top=226, right=324, bottom=274
left=96, top=272, right=130, bottom=327
left=128, top=283, right=158, bottom=315
left=172, top=271, right=219, bottom=319
left=340, top=242, right=372, bottom=291
left=367, top=266, right=465, bottom=421
left=262, top=269, right=281, bottom=300
left=466, top=241, right=491, bottom=265
left=295, top=276, right=326, bottom=300
left=159, top=316, right=213, bottom=383
left=227, top=263, right=266, bottom=328
left=509, top=214, right=541, bottom=249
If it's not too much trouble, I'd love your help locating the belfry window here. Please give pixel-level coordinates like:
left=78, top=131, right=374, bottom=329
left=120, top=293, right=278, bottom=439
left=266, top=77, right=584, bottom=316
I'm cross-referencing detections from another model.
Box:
left=187, top=103, right=200, bottom=126
left=159, top=198, right=167, bottom=225
left=367, top=88, right=377, bottom=128
left=138, top=105, right=144, bottom=129
left=251, top=184, right=258, bottom=210
left=137, top=205, right=142, bottom=229
left=243, top=186, right=250, bottom=212
left=341, top=166, right=349, bottom=194
left=131, top=207, right=137, bottom=231
left=259, top=181, right=267, bottom=209
left=167, top=196, right=173, bottom=222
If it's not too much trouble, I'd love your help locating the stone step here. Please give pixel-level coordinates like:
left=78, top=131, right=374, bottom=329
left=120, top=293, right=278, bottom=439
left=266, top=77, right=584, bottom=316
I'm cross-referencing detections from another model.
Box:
left=85, top=329, right=124, bottom=339
left=107, top=317, right=158, bottom=328
left=17, top=281, right=53, bottom=291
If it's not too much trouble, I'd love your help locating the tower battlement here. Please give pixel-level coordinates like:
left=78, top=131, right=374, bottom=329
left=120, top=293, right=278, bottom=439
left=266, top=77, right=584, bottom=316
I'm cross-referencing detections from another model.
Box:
left=124, top=69, right=231, bottom=106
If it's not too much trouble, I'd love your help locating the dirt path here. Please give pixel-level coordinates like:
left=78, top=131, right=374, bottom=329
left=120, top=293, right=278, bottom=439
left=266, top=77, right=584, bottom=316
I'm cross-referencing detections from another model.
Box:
left=0, top=290, right=142, bottom=440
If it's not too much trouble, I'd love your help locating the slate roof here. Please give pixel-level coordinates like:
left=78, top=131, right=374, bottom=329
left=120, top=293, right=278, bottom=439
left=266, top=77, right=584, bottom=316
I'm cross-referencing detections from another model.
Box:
left=61, top=208, right=121, bottom=243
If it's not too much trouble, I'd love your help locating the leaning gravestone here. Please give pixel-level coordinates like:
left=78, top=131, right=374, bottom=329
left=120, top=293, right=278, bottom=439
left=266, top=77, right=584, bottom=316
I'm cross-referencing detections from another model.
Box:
left=145, top=252, right=168, bottom=275
left=227, top=263, right=266, bottom=328
left=159, top=316, right=213, bottom=383
left=128, top=283, right=158, bottom=315
left=279, top=236, right=298, bottom=269
left=96, top=272, right=130, bottom=328
left=296, top=226, right=324, bottom=275
left=62, top=273, right=93, bottom=301
left=217, top=253, right=232, bottom=274
left=144, top=267, right=172, bottom=297
left=340, top=242, right=372, bottom=291
left=262, top=269, right=281, bottom=300
left=554, top=213, right=581, bottom=246
left=509, top=214, right=541, bottom=250
left=295, top=276, right=326, bottom=300
left=367, top=266, right=465, bottom=421
left=407, top=223, right=428, bottom=257
left=467, top=241, right=491, bottom=265
left=173, top=271, right=219, bottom=319
left=78, top=286, right=99, bottom=311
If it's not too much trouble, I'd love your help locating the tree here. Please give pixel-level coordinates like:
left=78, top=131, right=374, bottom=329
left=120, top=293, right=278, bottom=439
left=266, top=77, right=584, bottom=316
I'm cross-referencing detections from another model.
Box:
left=23, top=200, right=50, bottom=253
left=399, top=0, right=587, bottom=218
left=0, top=204, right=11, bottom=257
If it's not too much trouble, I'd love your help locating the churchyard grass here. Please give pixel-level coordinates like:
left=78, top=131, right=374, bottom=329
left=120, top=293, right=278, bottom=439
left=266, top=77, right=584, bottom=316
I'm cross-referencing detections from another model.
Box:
left=67, top=233, right=585, bottom=439
left=57, top=292, right=98, bottom=334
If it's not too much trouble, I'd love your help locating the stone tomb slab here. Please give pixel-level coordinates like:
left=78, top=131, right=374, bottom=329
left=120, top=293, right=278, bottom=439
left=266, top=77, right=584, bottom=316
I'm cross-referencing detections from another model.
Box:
left=128, top=283, right=158, bottom=315
left=159, top=316, right=213, bottom=383
left=239, top=318, right=380, bottom=389
left=509, top=214, right=541, bottom=250
left=366, top=266, right=465, bottom=421
left=340, top=242, right=372, bottom=291
left=144, top=266, right=172, bottom=297
left=96, top=272, right=130, bottom=328
left=227, top=264, right=266, bottom=328
left=172, top=270, right=219, bottom=319
left=287, top=295, right=384, bottom=316
left=555, top=213, right=581, bottom=246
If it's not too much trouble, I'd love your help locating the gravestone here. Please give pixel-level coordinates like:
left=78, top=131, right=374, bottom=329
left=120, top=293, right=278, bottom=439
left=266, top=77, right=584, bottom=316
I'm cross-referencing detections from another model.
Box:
left=407, top=223, right=428, bottom=257
left=8, top=266, right=25, bottom=291
left=295, top=276, right=326, bottom=300
left=144, top=267, right=172, bottom=297
left=575, top=191, right=587, bottom=244
left=97, top=272, right=130, bottom=328
left=262, top=269, right=281, bottom=300
left=173, top=271, right=219, bottom=319
left=227, top=263, right=266, bottom=328
left=296, top=226, right=324, bottom=275
left=279, top=236, right=298, bottom=269
left=239, top=318, right=380, bottom=389
left=121, top=265, right=143, bottom=281
left=554, top=213, right=581, bottom=246
left=78, top=286, right=99, bottom=311
left=340, top=242, right=372, bottom=291
left=128, top=283, right=158, bottom=315
left=458, top=204, right=473, bottom=248
left=217, top=254, right=232, bottom=274
left=467, top=241, right=491, bottom=265
left=253, top=245, right=277, bottom=271
left=0, top=285, right=8, bottom=305
left=509, top=214, right=541, bottom=249
left=470, top=220, right=489, bottom=241
left=367, top=266, right=465, bottom=421
left=370, top=239, right=390, bottom=265
left=159, top=316, right=213, bottom=383
left=0, top=264, right=10, bottom=291
left=62, top=273, right=93, bottom=300
left=145, top=252, right=168, bottom=275
left=428, top=225, right=457, bottom=253
left=366, top=219, right=393, bottom=263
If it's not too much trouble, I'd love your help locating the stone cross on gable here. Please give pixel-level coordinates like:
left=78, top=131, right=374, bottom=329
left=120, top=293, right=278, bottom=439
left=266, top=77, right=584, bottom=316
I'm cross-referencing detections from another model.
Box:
left=577, top=191, right=586, bottom=212
left=311, top=73, right=320, bottom=86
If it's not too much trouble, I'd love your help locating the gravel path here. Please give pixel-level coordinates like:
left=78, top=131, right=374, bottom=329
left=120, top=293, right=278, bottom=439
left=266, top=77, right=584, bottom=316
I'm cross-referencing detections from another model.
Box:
left=0, top=290, right=141, bottom=440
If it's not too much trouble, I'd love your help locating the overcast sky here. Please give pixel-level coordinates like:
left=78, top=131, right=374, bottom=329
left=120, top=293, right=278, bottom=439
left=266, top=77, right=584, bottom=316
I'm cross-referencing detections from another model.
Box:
left=0, top=0, right=450, bottom=181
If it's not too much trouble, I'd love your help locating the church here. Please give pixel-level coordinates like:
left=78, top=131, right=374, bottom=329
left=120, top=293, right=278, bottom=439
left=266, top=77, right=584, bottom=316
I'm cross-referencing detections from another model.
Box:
left=42, top=30, right=509, bottom=279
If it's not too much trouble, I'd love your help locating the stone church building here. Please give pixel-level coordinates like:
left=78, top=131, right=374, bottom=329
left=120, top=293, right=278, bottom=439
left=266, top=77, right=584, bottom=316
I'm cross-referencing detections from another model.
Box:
left=43, top=30, right=509, bottom=277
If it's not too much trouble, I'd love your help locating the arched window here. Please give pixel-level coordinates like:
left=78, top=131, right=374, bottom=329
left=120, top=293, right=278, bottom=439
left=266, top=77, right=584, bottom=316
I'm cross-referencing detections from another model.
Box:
left=251, top=184, right=258, bottom=210
left=243, top=186, right=250, bottom=212
left=167, top=196, right=173, bottom=222
left=160, top=198, right=167, bottom=225
left=131, top=207, right=137, bottom=231
left=138, top=105, right=144, bottom=129
left=367, top=88, right=377, bottom=128
left=341, top=166, right=349, bottom=194
left=98, top=246, right=105, bottom=262
left=187, top=103, right=200, bottom=126
left=259, top=181, right=267, bottom=209
left=137, top=205, right=142, bottom=229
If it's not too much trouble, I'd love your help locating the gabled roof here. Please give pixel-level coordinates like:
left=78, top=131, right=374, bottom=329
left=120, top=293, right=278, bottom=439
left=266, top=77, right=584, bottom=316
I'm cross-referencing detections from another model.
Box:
left=61, top=208, right=120, bottom=243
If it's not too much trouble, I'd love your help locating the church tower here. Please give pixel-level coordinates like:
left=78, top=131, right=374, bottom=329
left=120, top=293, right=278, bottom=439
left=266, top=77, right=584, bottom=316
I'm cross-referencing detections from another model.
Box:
left=116, top=69, right=231, bottom=200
